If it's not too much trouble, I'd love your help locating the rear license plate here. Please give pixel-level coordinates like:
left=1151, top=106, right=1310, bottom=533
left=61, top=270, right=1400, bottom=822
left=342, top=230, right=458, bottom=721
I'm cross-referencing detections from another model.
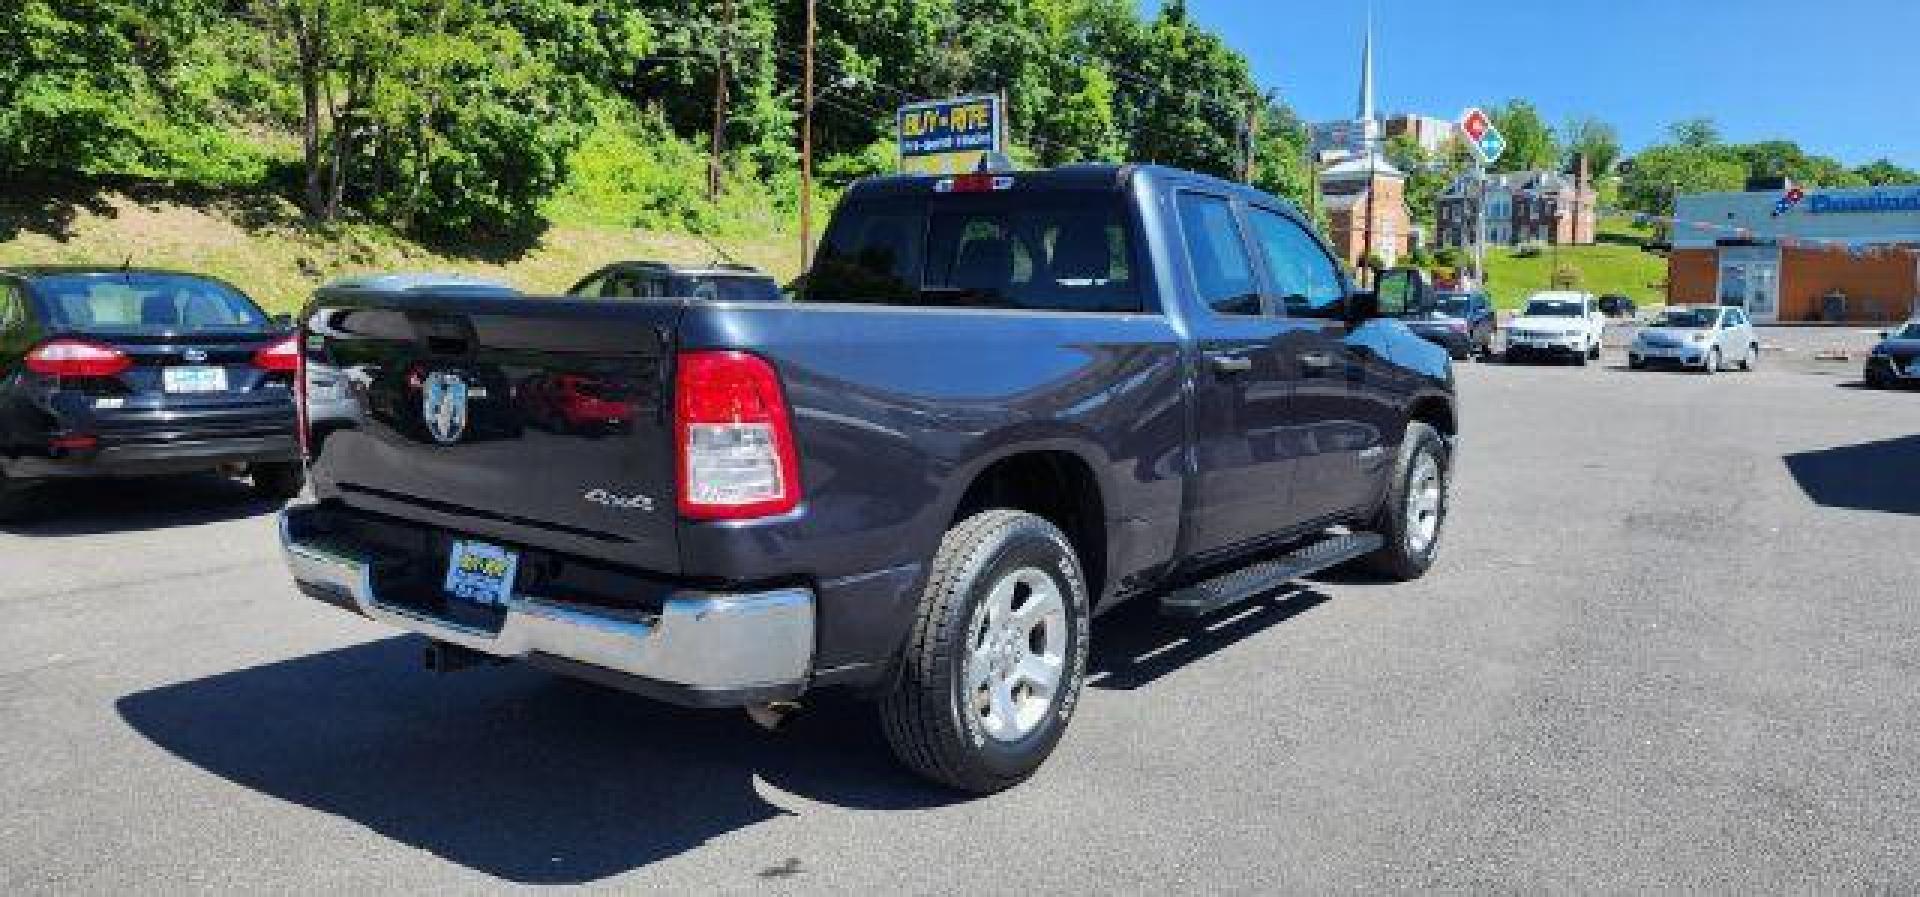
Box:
left=444, top=540, right=520, bottom=606
left=163, top=365, right=228, bottom=393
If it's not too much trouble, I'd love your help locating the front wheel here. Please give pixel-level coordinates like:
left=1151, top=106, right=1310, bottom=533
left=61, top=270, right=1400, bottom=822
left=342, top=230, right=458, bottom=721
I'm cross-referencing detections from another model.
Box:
left=880, top=509, right=1090, bottom=794
left=249, top=461, right=306, bottom=501
left=1740, top=343, right=1758, bottom=371
left=1354, top=421, right=1451, bottom=581
left=1703, top=347, right=1721, bottom=375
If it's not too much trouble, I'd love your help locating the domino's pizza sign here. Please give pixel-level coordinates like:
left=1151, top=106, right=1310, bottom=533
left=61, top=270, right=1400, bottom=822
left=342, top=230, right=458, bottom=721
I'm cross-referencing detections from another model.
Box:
left=1458, top=107, right=1506, bottom=165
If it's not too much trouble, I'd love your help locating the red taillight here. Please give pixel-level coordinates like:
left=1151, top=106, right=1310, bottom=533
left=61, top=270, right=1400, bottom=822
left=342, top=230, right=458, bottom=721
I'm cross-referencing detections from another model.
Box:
left=254, top=335, right=300, bottom=373
left=25, top=339, right=131, bottom=377
left=936, top=173, right=1014, bottom=193
left=674, top=350, right=801, bottom=520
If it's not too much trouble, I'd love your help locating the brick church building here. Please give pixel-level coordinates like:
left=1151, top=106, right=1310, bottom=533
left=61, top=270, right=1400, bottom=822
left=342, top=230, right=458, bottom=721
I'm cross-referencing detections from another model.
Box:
left=1316, top=16, right=1414, bottom=273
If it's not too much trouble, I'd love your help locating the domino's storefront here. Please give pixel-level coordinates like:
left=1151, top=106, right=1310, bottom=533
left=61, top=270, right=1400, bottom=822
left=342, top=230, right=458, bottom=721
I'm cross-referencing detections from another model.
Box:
left=1667, top=184, right=1920, bottom=323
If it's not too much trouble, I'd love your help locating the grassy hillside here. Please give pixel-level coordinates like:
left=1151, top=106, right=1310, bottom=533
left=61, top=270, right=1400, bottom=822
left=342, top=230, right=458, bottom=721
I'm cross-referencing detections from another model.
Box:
left=1480, top=217, right=1668, bottom=310
left=0, top=185, right=801, bottom=314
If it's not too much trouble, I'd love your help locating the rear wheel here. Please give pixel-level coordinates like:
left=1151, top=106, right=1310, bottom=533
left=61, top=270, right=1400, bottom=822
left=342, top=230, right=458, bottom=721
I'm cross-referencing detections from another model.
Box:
left=249, top=461, right=306, bottom=501
left=1354, top=421, right=1450, bottom=581
left=880, top=509, right=1089, bottom=794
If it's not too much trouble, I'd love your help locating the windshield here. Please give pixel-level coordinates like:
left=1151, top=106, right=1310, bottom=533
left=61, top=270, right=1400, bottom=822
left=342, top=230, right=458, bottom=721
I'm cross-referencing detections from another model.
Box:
left=1437, top=295, right=1474, bottom=316
left=1652, top=308, right=1722, bottom=328
left=1522, top=298, right=1584, bottom=317
left=804, top=192, right=1141, bottom=313
left=33, top=273, right=269, bottom=334
left=688, top=276, right=784, bottom=302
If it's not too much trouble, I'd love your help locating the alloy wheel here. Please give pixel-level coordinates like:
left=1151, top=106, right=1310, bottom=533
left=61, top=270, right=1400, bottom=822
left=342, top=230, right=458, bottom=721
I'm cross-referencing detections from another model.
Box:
left=964, top=567, right=1068, bottom=742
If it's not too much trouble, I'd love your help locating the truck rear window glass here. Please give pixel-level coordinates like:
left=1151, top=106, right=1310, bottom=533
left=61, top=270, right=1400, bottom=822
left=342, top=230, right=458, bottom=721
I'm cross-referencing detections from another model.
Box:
left=32, top=274, right=269, bottom=334
left=804, top=194, right=1143, bottom=313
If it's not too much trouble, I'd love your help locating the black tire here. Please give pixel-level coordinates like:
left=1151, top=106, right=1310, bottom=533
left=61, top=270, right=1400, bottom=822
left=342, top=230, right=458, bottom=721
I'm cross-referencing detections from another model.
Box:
left=1588, top=341, right=1602, bottom=361
left=1703, top=347, right=1720, bottom=375
left=879, top=509, right=1090, bottom=794
left=0, top=471, right=37, bottom=524
left=1628, top=356, right=1646, bottom=371
left=1741, top=343, right=1757, bottom=371
left=250, top=461, right=306, bottom=501
left=1355, top=421, right=1450, bottom=581
left=1573, top=347, right=1589, bottom=366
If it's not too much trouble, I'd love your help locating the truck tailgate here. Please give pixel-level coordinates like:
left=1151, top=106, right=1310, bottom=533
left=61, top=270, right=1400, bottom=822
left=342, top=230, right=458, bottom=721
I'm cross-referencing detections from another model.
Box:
left=302, top=293, right=684, bottom=574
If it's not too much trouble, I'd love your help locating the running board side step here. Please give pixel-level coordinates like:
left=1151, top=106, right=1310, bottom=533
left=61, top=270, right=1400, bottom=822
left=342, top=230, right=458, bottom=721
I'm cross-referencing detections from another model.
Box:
left=1159, top=532, right=1385, bottom=618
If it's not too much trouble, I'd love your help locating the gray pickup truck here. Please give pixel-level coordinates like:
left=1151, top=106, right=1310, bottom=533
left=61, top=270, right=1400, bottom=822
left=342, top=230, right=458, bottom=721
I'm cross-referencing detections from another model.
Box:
left=278, top=164, right=1457, bottom=792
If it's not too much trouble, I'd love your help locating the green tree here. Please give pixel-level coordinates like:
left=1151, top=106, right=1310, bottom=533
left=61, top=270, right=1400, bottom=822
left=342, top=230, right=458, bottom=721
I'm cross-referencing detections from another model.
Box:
left=1561, top=116, right=1621, bottom=176
left=1668, top=117, right=1721, bottom=149
left=1489, top=99, right=1557, bottom=172
left=1619, top=144, right=1745, bottom=216
left=1855, top=158, right=1919, bottom=185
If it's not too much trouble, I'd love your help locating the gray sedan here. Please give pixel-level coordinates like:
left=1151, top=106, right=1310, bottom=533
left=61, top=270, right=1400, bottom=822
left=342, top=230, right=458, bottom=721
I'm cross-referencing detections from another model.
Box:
left=1629, top=306, right=1759, bottom=373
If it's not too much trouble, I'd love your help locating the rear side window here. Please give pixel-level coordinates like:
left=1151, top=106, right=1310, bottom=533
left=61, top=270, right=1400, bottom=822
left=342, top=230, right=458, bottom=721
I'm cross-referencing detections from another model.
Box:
left=32, top=274, right=268, bottom=334
left=688, top=277, right=784, bottom=302
left=0, top=283, right=24, bottom=331
left=1175, top=193, right=1261, bottom=316
left=805, top=193, right=1142, bottom=313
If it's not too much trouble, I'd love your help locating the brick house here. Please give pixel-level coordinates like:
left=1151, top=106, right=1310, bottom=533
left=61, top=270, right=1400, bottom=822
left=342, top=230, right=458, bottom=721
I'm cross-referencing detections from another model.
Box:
left=1435, top=167, right=1597, bottom=248
left=1321, top=155, right=1414, bottom=270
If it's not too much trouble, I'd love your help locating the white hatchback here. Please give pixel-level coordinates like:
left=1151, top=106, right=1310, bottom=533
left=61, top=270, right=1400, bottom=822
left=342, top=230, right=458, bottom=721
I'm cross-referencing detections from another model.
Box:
left=1629, top=305, right=1759, bottom=373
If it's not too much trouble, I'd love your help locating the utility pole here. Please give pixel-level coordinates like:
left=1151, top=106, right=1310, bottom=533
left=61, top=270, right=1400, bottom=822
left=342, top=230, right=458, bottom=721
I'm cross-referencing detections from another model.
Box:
left=1361, top=135, right=1377, bottom=287
left=799, top=0, right=816, bottom=269
left=707, top=0, right=733, bottom=200
left=1473, top=158, right=1487, bottom=287
left=1240, top=100, right=1261, bottom=184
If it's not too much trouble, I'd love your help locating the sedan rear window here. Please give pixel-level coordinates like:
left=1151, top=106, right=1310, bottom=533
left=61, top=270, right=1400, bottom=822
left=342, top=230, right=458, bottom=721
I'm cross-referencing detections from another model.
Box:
left=1522, top=299, right=1584, bottom=317
left=803, top=193, right=1143, bottom=313
left=688, top=276, right=784, bottom=302
left=33, top=274, right=269, bottom=334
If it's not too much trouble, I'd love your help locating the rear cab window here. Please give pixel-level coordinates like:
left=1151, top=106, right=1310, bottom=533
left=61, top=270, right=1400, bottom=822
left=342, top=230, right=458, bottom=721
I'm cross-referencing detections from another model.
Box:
left=802, top=185, right=1145, bottom=313
left=30, top=274, right=269, bottom=334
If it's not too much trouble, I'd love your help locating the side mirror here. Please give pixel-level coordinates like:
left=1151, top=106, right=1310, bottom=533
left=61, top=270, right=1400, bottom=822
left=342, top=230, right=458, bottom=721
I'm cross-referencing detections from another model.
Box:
left=1345, top=290, right=1379, bottom=325
left=1372, top=267, right=1429, bottom=317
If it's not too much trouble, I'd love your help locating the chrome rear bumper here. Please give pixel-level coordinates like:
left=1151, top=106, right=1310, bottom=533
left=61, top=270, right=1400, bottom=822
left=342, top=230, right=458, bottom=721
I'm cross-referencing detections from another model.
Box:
left=278, top=506, right=814, bottom=707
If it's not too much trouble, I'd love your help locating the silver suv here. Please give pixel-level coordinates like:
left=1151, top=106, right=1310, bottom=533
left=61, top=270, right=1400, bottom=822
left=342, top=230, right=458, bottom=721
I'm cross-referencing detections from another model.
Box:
left=1629, top=305, right=1759, bottom=373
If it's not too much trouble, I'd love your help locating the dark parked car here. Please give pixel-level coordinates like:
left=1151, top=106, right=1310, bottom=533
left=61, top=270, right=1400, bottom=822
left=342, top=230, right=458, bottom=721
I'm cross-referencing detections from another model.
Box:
left=1865, top=319, right=1920, bottom=388
left=1404, top=290, right=1495, bottom=359
left=567, top=261, right=784, bottom=302
left=0, top=267, right=302, bottom=520
left=1597, top=294, right=1638, bottom=318
left=278, top=164, right=1457, bottom=793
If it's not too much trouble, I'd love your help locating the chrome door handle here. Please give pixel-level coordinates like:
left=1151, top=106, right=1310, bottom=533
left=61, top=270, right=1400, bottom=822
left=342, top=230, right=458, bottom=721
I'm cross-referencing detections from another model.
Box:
left=1208, top=353, right=1253, bottom=374
left=1299, top=351, right=1335, bottom=371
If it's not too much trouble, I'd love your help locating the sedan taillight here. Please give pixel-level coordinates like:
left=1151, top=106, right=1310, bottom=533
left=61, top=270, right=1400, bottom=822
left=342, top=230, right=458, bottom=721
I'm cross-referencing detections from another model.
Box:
left=25, top=339, right=132, bottom=378
left=253, top=335, right=300, bottom=373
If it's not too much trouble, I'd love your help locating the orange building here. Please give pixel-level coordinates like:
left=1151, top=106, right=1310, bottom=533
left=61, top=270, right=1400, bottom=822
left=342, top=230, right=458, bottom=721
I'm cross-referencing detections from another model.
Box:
left=1667, top=184, right=1920, bottom=323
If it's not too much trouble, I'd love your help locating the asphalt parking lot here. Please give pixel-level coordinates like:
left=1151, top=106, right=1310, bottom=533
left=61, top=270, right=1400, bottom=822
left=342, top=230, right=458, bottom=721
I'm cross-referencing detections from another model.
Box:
left=4, top=352, right=1917, bottom=891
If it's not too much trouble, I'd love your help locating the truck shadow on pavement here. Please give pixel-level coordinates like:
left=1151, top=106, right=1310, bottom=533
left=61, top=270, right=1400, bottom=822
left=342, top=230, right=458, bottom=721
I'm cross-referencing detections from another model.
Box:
left=1784, top=434, right=1920, bottom=516
left=115, top=636, right=958, bottom=885
left=1086, top=585, right=1329, bottom=691
left=0, top=474, right=282, bottom=537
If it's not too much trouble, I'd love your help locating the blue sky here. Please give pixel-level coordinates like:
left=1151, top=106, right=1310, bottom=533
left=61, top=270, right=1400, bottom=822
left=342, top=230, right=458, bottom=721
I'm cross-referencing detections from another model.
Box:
left=1151, top=0, right=1919, bottom=166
